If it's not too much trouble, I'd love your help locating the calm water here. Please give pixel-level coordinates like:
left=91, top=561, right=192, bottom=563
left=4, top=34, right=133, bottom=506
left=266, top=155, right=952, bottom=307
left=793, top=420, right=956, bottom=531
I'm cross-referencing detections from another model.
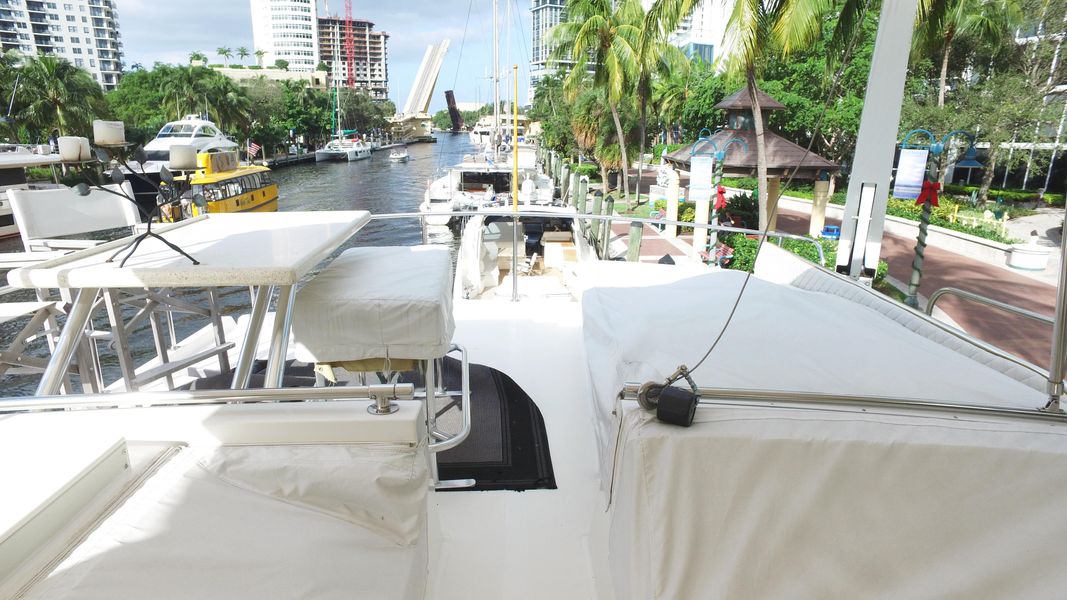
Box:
left=0, top=132, right=477, bottom=396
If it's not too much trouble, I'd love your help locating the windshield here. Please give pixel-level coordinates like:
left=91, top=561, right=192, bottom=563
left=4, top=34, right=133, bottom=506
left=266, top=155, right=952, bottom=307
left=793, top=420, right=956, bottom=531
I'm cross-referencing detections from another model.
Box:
left=156, top=123, right=196, bottom=138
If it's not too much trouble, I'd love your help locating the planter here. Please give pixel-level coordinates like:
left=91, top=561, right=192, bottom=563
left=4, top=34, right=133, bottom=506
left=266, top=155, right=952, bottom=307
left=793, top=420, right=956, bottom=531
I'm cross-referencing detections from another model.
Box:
left=1008, top=244, right=1052, bottom=271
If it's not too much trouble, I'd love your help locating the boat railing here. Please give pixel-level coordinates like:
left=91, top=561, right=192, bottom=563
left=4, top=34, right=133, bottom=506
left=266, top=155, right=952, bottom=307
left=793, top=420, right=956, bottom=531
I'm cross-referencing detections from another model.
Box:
left=926, top=287, right=1054, bottom=326
left=0, top=383, right=416, bottom=413
left=619, top=383, right=1067, bottom=423
left=370, top=209, right=827, bottom=266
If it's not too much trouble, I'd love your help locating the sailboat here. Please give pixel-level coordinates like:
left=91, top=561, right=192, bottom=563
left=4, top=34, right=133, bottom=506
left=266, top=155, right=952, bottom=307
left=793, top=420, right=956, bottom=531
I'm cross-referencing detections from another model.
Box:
left=5, top=0, right=1067, bottom=597
left=316, top=86, right=371, bottom=162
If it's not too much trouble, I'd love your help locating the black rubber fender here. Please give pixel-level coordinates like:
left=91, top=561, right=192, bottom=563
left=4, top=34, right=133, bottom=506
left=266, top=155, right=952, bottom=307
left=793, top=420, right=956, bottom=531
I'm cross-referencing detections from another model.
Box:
left=656, top=386, right=699, bottom=427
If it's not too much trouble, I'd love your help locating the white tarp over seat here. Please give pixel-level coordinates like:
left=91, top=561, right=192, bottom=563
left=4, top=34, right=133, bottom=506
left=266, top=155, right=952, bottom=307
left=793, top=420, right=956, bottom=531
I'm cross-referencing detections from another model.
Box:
left=582, top=268, right=1067, bottom=599
left=292, top=246, right=454, bottom=363
left=21, top=444, right=429, bottom=600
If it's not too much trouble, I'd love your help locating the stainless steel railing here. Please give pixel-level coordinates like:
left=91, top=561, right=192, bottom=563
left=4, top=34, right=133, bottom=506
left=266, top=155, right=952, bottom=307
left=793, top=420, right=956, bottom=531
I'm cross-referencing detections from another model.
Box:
left=0, top=384, right=416, bottom=413
left=926, top=287, right=1054, bottom=325
left=620, top=383, right=1067, bottom=423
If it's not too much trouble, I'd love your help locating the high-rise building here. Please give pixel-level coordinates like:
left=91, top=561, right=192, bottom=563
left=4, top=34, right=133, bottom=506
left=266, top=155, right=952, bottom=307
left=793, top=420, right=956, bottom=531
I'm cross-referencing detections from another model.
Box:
left=0, top=0, right=123, bottom=90
left=530, top=0, right=732, bottom=102
left=645, top=0, right=731, bottom=66
left=249, top=0, right=318, bottom=73
left=317, top=16, right=389, bottom=100
left=529, top=0, right=566, bottom=103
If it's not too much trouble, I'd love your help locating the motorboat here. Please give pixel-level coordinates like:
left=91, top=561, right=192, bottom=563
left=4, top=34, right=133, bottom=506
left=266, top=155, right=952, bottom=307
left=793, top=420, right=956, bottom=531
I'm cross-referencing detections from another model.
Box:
left=173, top=150, right=279, bottom=218
left=389, top=147, right=410, bottom=162
left=126, top=115, right=239, bottom=214
left=315, top=137, right=372, bottom=162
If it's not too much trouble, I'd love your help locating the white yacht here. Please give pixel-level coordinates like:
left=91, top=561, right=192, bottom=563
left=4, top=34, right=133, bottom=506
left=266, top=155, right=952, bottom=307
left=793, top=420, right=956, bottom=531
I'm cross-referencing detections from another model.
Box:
left=315, top=137, right=372, bottom=162
left=128, top=115, right=239, bottom=214
left=139, top=115, right=239, bottom=164
left=420, top=152, right=553, bottom=226
left=468, top=114, right=528, bottom=149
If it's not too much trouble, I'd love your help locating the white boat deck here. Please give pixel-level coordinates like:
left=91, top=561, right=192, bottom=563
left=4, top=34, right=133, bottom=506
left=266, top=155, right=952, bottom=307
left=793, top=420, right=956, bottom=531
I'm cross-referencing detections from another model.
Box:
left=429, top=298, right=608, bottom=599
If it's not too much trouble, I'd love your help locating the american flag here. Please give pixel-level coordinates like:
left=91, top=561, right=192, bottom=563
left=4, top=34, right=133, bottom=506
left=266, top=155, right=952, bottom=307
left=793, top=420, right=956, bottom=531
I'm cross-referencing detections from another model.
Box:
left=246, top=139, right=261, bottom=159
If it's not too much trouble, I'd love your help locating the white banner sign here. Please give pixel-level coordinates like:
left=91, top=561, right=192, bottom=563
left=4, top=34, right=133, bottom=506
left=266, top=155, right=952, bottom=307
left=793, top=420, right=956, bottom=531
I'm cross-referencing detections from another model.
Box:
left=893, top=148, right=929, bottom=199
left=690, top=155, right=714, bottom=202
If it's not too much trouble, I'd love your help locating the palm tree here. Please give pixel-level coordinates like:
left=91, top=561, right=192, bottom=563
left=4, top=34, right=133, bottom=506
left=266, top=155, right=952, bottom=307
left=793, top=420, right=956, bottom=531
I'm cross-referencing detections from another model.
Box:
left=914, top=0, right=1022, bottom=107
left=633, top=19, right=689, bottom=204
left=647, top=0, right=863, bottom=230
left=160, top=66, right=206, bottom=119
left=189, top=51, right=207, bottom=65
left=254, top=49, right=266, bottom=67
left=17, top=55, right=106, bottom=137
left=216, top=47, right=232, bottom=67
left=550, top=0, right=643, bottom=203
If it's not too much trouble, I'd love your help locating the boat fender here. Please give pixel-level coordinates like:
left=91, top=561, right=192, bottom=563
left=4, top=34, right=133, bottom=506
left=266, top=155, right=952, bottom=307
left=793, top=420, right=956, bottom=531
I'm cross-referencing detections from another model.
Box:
left=655, top=386, right=699, bottom=427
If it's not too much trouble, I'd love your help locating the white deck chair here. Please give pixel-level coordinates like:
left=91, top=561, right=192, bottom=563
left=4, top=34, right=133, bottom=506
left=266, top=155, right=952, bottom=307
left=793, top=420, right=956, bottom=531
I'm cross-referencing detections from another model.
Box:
left=8, top=182, right=141, bottom=255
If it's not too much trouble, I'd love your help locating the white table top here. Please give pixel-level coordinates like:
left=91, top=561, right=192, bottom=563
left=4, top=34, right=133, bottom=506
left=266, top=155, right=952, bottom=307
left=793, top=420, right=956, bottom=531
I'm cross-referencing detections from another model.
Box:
left=7, top=211, right=371, bottom=289
left=0, top=152, right=61, bottom=169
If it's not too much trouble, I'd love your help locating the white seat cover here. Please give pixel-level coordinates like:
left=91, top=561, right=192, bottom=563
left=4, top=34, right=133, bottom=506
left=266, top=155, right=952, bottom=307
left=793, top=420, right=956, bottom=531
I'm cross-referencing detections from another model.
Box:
left=292, top=245, right=454, bottom=362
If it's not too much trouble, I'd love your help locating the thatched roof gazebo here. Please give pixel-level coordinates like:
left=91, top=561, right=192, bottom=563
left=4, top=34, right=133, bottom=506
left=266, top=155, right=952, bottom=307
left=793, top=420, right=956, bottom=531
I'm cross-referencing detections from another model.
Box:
left=665, top=87, right=839, bottom=181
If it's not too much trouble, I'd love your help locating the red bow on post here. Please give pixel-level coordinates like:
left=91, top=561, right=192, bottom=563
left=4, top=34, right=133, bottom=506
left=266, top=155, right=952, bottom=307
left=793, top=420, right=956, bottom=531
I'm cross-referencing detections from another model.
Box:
left=915, top=181, right=940, bottom=207
left=715, top=185, right=727, bottom=211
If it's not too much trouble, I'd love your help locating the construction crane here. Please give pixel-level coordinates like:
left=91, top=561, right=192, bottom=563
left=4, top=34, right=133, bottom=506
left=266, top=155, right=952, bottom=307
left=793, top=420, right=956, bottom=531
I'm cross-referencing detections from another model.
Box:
left=344, top=0, right=355, bottom=88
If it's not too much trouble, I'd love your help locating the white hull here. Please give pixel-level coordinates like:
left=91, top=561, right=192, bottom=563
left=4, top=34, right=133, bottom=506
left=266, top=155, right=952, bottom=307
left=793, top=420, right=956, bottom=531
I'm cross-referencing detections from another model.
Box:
left=347, top=148, right=371, bottom=161
left=315, top=150, right=346, bottom=162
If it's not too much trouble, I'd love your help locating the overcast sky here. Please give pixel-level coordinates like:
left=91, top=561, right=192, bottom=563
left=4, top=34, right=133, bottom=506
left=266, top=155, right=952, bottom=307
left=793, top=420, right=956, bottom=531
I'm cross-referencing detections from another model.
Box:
left=117, top=0, right=533, bottom=112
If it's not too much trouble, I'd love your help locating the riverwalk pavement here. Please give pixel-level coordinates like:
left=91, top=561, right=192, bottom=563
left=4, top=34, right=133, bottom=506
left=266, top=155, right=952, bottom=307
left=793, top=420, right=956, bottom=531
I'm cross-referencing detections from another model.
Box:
left=605, top=195, right=1061, bottom=369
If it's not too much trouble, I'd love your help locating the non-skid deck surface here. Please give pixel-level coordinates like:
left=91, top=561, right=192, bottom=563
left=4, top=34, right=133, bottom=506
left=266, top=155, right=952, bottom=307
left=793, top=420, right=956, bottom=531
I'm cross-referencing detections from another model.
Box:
left=403, top=357, right=556, bottom=492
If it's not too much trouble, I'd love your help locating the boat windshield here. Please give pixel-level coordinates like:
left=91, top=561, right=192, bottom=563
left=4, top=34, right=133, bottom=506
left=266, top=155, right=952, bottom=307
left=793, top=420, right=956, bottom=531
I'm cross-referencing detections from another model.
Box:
left=156, top=123, right=196, bottom=138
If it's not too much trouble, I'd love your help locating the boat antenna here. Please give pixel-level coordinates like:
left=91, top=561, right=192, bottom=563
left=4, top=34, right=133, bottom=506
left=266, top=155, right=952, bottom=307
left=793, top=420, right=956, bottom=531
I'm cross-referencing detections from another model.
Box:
left=492, top=0, right=499, bottom=160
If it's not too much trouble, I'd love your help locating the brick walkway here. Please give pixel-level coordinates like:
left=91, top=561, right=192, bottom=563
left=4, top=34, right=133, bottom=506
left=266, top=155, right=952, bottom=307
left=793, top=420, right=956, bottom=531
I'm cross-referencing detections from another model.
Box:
left=774, top=210, right=1057, bottom=367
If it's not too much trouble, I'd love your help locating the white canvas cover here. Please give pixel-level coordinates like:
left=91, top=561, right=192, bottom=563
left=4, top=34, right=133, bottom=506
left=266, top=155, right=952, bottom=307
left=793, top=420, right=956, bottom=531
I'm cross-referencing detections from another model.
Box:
left=582, top=269, right=1067, bottom=598
left=292, top=245, right=455, bottom=362
left=22, top=443, right=429, bottom=600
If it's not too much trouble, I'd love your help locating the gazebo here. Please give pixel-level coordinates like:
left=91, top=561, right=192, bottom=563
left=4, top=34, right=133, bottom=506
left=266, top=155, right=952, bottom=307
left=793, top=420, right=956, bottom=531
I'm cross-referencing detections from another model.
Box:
left=665, top=87, right=840, bottom=181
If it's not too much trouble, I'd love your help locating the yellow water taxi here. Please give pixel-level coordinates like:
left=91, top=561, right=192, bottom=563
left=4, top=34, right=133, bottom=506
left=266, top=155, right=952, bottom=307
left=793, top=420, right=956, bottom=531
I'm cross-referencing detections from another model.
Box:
left=179, top=151, right=278, bottom=217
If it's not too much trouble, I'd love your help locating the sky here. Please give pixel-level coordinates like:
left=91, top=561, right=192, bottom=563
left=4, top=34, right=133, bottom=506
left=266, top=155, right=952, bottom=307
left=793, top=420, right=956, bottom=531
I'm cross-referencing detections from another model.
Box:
left=117, top=0, right=533, bottom=113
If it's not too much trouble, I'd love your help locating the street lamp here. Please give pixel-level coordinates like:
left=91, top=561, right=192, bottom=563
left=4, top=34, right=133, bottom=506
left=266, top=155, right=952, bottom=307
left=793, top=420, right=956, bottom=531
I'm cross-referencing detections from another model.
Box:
left=901, top=129, right=982, bottom=308
left=691, top=129, right=748, bottom=251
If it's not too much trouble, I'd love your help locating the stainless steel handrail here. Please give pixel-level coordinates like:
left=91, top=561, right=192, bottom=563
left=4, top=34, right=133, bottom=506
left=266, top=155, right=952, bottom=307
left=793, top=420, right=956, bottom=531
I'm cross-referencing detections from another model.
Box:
left=620, top=383, right=1067, bottom=423
left=0, top=384, right=416, bottom=413
left=429, top=344, right=472, bottom=452
left=926, top=287, right=1054, bottom=325
left=368, top=210, right=827, bottom=266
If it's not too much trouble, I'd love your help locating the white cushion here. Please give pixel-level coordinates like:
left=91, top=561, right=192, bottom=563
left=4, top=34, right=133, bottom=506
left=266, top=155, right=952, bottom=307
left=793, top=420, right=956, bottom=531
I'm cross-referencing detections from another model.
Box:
left=292, top=246, right=454, bottom=362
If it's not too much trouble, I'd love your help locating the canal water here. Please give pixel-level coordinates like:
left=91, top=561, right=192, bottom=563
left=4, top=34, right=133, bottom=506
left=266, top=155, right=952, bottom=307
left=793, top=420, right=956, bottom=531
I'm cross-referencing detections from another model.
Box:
left=0, top=132, right=478, bottom=396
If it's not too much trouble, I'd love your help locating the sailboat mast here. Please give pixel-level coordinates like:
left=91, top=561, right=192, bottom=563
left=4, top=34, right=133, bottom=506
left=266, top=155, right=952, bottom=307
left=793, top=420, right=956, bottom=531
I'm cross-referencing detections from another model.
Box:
left=492, top=0, right=499, bottom=155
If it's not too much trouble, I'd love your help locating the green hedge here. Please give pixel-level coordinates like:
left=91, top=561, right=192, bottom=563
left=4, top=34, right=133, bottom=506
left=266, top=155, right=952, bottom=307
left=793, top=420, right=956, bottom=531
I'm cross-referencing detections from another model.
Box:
left=573, top=163, right=598, bottom=177
left=720, top=233, right=888, bottom=282
left=651, top=143, right=684, bottom=158
left=719, top=178, right=1014, bottom=243
left=944, top=183, right=1065, bottom=206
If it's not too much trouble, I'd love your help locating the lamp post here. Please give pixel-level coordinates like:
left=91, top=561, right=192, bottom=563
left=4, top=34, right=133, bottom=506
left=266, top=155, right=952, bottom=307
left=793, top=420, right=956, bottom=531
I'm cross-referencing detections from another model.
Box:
left=691, top=130, right=748, bottom=253
left=901, top=129, right=981, bottom=308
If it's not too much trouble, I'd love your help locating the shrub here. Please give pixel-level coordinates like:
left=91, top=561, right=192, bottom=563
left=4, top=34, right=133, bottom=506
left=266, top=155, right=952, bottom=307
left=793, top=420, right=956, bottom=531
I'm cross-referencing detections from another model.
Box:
left=208, top=63, right=224, bottom=68
left=651, top=143, right=684, bottom=158
left=943, top=183, right=1065, bottom=206
left=573, top=163, right=598, bottom=177
left=248, top=65, right=263, bottom=70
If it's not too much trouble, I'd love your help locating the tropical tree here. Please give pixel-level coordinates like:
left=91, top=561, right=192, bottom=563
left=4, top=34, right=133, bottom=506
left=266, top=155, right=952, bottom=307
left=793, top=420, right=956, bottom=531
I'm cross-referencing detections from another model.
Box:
left=914, top=0, right=1023, bottom=107
left=189, top=51, right=207, bottom=64
left=648, top=0, right=864, bottom=230
left=17, top=55, right=106, bottom=138
left=216, top=47, right=232, bottom=67
left=254, top=49, right=266, bottom=67
left=237, top=46, right=250, bottom=65
left=550, top=0, right=643, bottom=203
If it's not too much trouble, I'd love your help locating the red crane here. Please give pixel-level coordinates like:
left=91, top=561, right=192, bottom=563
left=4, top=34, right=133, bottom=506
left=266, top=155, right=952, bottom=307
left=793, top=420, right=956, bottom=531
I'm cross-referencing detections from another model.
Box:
left=344, top=0, right=355, bottom=88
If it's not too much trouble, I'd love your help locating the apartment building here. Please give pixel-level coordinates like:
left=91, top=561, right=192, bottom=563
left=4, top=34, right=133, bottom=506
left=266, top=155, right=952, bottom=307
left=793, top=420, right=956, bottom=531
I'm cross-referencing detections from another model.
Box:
left=0, top=0, right=123, bottom=90
left=250, top=0, right=319, bottom=73
left=317, top=16, right=389, bottom=100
